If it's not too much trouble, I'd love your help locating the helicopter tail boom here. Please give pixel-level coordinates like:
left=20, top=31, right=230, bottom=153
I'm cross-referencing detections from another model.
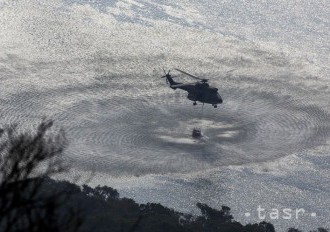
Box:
left=166, top=76, right=179, bottom=87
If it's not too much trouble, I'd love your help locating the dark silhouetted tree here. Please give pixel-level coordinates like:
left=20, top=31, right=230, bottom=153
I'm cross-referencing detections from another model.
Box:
left=311, top=228, right=329, bottom=232
left=288, top=228, right=302, bottom=232
left=0, top=120, right=82, bottom=232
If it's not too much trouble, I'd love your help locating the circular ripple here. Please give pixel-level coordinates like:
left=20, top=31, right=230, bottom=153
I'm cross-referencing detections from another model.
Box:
left=0, top=65, right=329, bottom=176
left=45, top=74, right=329, bottom=176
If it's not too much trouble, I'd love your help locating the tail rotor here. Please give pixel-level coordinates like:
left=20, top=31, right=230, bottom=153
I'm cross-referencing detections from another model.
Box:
left=161, top=68, right=176, bottom=85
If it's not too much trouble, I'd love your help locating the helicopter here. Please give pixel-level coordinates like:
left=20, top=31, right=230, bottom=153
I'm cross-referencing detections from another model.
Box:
left=161, top=68, right=223, bottom=108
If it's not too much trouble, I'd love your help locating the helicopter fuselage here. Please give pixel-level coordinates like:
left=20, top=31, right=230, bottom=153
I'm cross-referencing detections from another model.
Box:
left=165, top=75, right=223, bottom=108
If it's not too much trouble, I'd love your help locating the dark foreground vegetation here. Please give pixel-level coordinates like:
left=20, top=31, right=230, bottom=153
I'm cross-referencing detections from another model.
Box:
left=0, top=120, right=327, bottom=232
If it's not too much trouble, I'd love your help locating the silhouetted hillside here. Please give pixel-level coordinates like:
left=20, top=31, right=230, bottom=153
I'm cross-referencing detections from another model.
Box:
left=40, top=178, right=328, bottom=232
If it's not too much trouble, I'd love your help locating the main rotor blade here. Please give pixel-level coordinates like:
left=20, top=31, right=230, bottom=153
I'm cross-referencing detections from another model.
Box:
left=175, top=68, right=202, bottom=80
left=170, top=83, right=195, bottom=88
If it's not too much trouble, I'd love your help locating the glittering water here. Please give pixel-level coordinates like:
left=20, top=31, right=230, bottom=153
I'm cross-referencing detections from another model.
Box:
left=0, top=0, right=329, bottom=230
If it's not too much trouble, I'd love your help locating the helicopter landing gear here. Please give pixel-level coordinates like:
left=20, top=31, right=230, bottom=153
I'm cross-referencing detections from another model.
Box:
left=193, top=102, right=197, bottom=106
left=213, top=104, right=217, bottom=108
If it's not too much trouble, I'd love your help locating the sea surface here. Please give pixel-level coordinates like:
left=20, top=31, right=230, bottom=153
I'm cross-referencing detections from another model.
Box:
left=0, top=0, right=329, bottom=230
